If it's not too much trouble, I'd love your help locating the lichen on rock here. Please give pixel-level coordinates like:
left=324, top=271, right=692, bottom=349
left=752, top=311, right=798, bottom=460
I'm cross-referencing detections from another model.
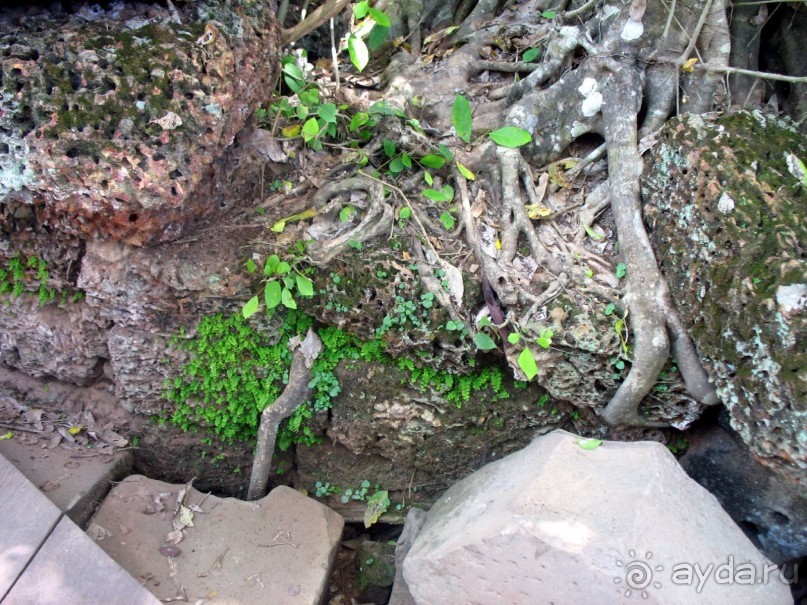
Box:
left=645, top=111, right=807, bottom=484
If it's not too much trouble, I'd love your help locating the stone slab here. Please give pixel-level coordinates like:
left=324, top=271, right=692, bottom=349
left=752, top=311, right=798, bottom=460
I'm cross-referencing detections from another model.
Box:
left=0, top=453, right=61, bottom=600
left=88, top=475, right=344, bottom=604
left=3, top=516, right=159, bottom=605
left=0, top=436, right=132, bottom=527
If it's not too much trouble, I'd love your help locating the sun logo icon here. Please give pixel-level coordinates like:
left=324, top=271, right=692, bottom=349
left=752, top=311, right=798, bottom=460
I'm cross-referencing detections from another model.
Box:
left=614, top=549, right=664, bottom=599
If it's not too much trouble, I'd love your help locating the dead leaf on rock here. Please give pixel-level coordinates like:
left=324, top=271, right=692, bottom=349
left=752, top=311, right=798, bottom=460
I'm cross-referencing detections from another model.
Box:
left=87, top=522, right=113, bottom=541
left=159, top=545, right=182, bottom=558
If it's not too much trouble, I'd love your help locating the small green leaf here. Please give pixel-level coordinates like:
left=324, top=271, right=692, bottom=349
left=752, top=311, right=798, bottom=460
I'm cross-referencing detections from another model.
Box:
left=281, top=287, right=297, bottom=309
left=367, top=7, right=391, bottom=27
left=419, top=154, right=446, bottom=169
left=489, top=127, right=532, bottom=148
left=507, top=332, right=521, bottom=345
left=401, top=154, right=413, bottom=168
left=275, top=261, right=291, bottom=275
left=585, top=225, right=604, bottom=241
left=350, top=112, right=369, bottom=131
left=452, top=94, right=472, bottom=143
left=242, top=295, right=260, bottom=318
left=281, top=62, right=304, bottom=93
left=477, top=316, right=492, bottom=328
left=296, top=274, right=314, bottom=297
left=423, top=184, right=454, bottom=202
left=522, top=48, right=540, bottom=62
left=389, top=156, right=405, bottom=174
left=399, top=206, right=412, bottom=220
left=340, top=206, right=357, bottom=222
left=298, top=87, right=319, bottom=107
left=264, top=255, right=280, bottom=276
left=438, top=144, right=454, bottom=160
left=439, top=212, right=456, bottom=230
left=604, top=302, right=616, bottom=316
left=270, top=220, right=286, bottom=233
left=518, top=347, right=539, bottom=380
left=577, top=438, right=603, bottom=450
left=474, top=332, right=497, bottom=351
left=424, top=171, right=434, bottom=186
left=318, top=102, right=338, bottom=123
left=265, top=281, right=282, bottom=309
left=353, top=0, right=369, bottom=19
left=245, top=259, right=257, bottom=273
left=348, top=34, right=369, bottom=72
left=541, top=10, right=557, bottom=18
left=383, top=139, right=396, bottom=158
left=302, top=117, right=320, bottom=142
left=367, top=24, right=389, bottom=51
left=364, top=490, right=390, bottom=528
left=456, top=160, right=476, bottom=180
left=615, top=263, right=627, bottom=279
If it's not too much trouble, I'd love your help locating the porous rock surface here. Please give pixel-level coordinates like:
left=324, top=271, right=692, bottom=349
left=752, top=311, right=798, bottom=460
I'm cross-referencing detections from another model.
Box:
left=402, top=429, right=792, bottom=605
left=88, top=475, right=344, bottom=605
left=0, top=0, right=279, bottom=245
left=645, top=111, right=807, bottom=484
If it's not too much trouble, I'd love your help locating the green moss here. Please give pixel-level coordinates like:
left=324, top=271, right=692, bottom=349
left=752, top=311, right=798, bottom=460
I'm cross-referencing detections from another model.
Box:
left=163, top=309, right=512, bottom=449
left=0, top=253, right=78, bottom=306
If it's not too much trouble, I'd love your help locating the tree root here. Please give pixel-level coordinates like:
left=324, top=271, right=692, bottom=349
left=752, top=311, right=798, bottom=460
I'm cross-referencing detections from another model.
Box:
left=248, top=330, right=322, bottom=500
left=306, top=176, right=394, bottom=266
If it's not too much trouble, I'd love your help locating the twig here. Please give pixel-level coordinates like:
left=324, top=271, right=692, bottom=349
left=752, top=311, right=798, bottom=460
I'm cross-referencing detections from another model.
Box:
left=695, top=63, right=807, bottom=83
left=329, top=17, right=341, bottom=92
left=676, top=0, right=714, bottom=66
left=0, top=422, right=41, bottom=434
left=281, top=0, right=351, bottom=46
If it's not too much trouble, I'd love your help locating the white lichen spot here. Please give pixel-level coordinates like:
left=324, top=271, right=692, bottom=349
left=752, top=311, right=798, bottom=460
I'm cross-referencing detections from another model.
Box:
left=785, top=152, right=807, bottom=185
left=776, top=284, right=807, bottom=316
left=621, top=18, right=644, bottom=41
left=204, top=103, right=223, bottom=118
left=602, top=4, right=620, bottom=17
left=150, top=112, right=183, bottom=130
left=717, top=191, right=735, bottom=214
left=581, top=92, right=603, bottom=117
left=0, top=133, right=35, bottom=197
left=578, top=78, right=598, bottom=97
left=570, top=121, right=589, bottom=137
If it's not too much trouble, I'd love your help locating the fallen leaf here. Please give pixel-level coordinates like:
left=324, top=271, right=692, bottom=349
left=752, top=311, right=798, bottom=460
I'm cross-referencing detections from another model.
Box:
left=159, top=545, right=182, bottom=558
left=41, top=480, right=60, bottom=492
left=441, top=261, right=464, bottom=305
left=87, top=522, right=112, bottom=541
left=0, top=431, right=12, bottom=440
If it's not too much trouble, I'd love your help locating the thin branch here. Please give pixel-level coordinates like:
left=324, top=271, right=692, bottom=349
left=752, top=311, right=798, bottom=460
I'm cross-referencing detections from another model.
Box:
left=695, top=63, right=807, bottom=83
left=281, top=0, right=351, bottom=46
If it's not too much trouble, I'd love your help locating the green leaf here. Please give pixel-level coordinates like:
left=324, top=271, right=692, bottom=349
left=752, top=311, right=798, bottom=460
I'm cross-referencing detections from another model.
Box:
left=245, top=259, right=257, bottom=273
left=383, top=139, right=396, bottom=158
left=302, top=117, right=320, bottom=142
left=518, top=347, right=539, bottom=380
left=424, top=171, right=434, bottom=186
left=489, top=127, right=532, bottom=148
left=477, top=316, right=492, bottom=328
left=364, top=490, right=390, bottom=528
left=577, top=438, right=603, bottom=450
left=507, top=332, right=521, bottom=345
left=541, top=10, right=557, bottom=18
left=282, top=63, right=305, bottom=93
left=367, top=7, right=391, bottom=27
left=350, top=112, right=369, bottom=131
left=474, top=332, right=497, bottom=351
left=296, top=274, right=314, bottom=297
left=456, top=160, right=476, bottom=180
left=265, top=281, right=282, bottom=309
left=585, top=225, right=604, bottom=241
left=419, top=154, right=446, bottom=169
left=276, top=261, right=291, bottom=275
left=298, top=87, right=319, bottom=107
left=270, top=220, right=286, bottom=233
left=439, top=212, right=456, bottom=230
left=318, top=102, right=338, bottom=123
left=452, top=94, right=473, bottom=143
left=604, top=302, right=616, bottom=316
left=522, top=47, right=540, bottom=62
left=423, top=184, right=454, bottom=202
left=438, top=144, right=454, bottom=160
left=368, top=24, right=389, bottom=51
left=615, top=263, right=627, bottom=279
left=399, top=206, right=412, bottom=220
left=339, top=206, right=357, bottom=222
left=264, top=255, right=280, bottom=276
left=348, top=34, right=369, bottom=72
left=389, top=156, right=405, bottom=174
left=354, top=0, right=369, bottom=18
left=281, top=287, right=297, bottom=309
left=242, top=296, right=260, bottom=318
left=401, top=153, right=413, bottom=168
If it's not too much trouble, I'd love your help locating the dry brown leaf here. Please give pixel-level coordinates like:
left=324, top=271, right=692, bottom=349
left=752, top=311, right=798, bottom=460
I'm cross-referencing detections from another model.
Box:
left=166, top=530, right=184, bottom=545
